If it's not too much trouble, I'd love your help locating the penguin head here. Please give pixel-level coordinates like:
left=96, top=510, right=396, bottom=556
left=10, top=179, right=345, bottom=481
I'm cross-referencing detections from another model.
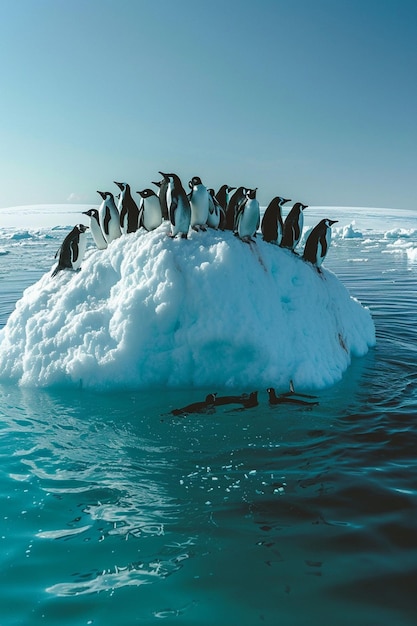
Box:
left=279, top=197, right=291, bottom=206
left=189, top=176, right=202, bottom=188
left=82, top=209, right=99, bottom=219
left=246, top=188, right=258, bottom=199
left=76, top=224, right=89, bottom=233
left=97, top=190, right=114, bottom=201
left=137, top=189, right=157, bottom=198
left=114, top=181, right=127, bottom=191
left=325, top=219, right=338, bottom=227
left=152, top=180, right=162, bottom=188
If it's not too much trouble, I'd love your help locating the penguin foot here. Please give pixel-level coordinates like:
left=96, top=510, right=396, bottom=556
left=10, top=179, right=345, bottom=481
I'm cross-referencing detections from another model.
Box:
left=181, top=233, right=188, bottom=239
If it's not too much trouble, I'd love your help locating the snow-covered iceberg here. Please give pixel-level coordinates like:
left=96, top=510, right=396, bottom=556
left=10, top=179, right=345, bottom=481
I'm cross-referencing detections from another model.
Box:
left=0, top=224, right=375, bottom=390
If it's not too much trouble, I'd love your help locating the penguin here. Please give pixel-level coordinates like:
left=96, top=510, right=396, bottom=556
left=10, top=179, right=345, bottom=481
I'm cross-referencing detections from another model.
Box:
left=136, top=189, right=163, bottom=231
left=159, top=172, right=191, bottom=238
left=82, top=208, right=107, bottom=250
left=188, top=175, right=209, bottom=231
left=213, top=391, right=258, bottom=408
left=267, top=387, right=319, bottom=407
left=207, top=189, right=224, bottom=229
left=170, top=393, right=217, bottom=416
left=215, top=184, right=236, bottom=211
left=303, top=218, right=338, bottom=271
left=97, top=191, right=122, bottom=244
left=51, top=224, right=89, bottom=277
left=261, top=196, right=291, bottom=245
left=114, top=182, right=139, bottom=234
left=280, top=202, right=308, bottom=252
left=152, top=176, right=169, bottom=220
left=235, top=188, right=260, bottom=242
left=224, top=186, right=247, bottom=231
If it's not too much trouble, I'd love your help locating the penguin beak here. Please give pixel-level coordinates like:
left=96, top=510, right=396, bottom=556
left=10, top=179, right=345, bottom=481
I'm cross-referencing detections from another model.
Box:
left=114, top=181, right=123, bottom=190
left=97, top=190, right=106, bottom=199
left=330, top=220, right=338, bottom=225
left=283, top=198, right=291, bottom=204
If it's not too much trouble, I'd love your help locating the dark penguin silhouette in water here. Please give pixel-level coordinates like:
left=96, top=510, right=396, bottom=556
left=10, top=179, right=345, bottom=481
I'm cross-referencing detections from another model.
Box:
left=303, top=218, right=338, bottom=271
left=267, top=382, right=318, bottom=407
left=82, top=208, right=107, bottom=250
left=171, top=393, right=217, bottom=416
left=114, top=182, right=139, bottom=234
left=159, top=172, right=191, bottom=238
left=213, top=391, right=258, bottom=409
left=51, top=224, right=89, bottom=277
left=152, top=176, right=169, bottom=220
left=261, top=196, right=291, bottom=245
left=281, top=202, right=308, bottom=252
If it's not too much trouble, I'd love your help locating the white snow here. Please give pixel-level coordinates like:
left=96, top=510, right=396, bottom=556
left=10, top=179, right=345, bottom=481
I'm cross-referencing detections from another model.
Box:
left=0, top=220, right=375, bottom=391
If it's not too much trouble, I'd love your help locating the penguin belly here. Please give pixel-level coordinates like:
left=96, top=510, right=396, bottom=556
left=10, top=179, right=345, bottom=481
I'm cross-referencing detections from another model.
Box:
left=71, top=231, right=88, bottom=270
left=237, top=200, right=260, bottom=240
left=207, top=195, right=221, bottom=229
left=190, top=186, right=209, bottom=229
left=90, top=218, right=107, bottom=249
left=100, top=205, right=121, bottom=244
left=171, top=198, right=191, bottom=237
left=142, top=196, right=163, bottom=231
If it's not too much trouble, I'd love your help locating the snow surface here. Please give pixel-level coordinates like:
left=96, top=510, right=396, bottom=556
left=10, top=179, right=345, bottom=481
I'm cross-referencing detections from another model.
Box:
left=0, top=220, right=375, bottom=391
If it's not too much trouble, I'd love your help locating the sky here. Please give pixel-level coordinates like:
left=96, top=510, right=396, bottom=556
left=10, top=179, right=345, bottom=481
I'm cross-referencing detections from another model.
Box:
left=0, top=0, right=416, bottom=211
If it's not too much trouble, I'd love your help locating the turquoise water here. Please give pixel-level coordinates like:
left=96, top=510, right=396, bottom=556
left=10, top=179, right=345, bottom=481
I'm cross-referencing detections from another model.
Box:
left=1, top=213, right=416, bottom=625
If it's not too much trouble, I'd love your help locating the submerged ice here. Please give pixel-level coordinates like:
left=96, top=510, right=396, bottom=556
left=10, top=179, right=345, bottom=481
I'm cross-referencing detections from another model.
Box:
left=0, top=223, right=375, bottom=390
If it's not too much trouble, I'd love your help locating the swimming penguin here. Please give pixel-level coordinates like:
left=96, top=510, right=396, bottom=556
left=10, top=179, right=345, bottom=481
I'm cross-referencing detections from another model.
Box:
left=213, top=391, right=258, bottom=409
left=235, top=188, right=260, bottom=242
left=152, top=176, right=169, bottom=220
left=280, top=202, right=308, bottom=252
left=82, top=208, right=107, bottom=249
left=267, top=387, right=319, bottom=407
left=114, top=181, right=139, bottom=234
left=159, top=172, right=191, bottom=238
left=136, top=189, right=163, bottom=231
left=207, top=189, right=223, bottom=229
left=171, top=393, right=217, bottom=416
left=261, top=196, right=291, bottom=245
left=188, top=175, right=209, bottom=231
left=224, top=186, right=247, bottom=231
left=97, top=191, right=122, bottom=244
left=51, top=224, right=89, bottom=277
left=303, top=218, right=338, bottom=271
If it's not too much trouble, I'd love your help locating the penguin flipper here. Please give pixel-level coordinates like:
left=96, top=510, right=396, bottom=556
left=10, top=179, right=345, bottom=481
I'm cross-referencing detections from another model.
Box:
left=104, top=206, right=111, bottom=235
left=169, top=196, right=178, bottom=226
left=71, top=238, right=80, bottom=263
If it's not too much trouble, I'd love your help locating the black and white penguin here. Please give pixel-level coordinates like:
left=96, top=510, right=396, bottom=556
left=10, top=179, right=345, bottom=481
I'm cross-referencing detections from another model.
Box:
left=224, top=186, right=247, bottom=231
left=152, top=176, right=169, bottom=220
left=82, top=208, right=107, bottom=249
left=97, top=191, right=122, bottom=244
left=188, top=175, right=209, bottom=231
left=159, top=172, right=191, bottom=238
left=207, top=189, right=224, bottom=229
left=215, top=184, right=236, bottom=211
left=51, top=224, right=89, bottom=277
left=136, top=189, right=163, bottom=231
left=261, top=196, right=291, bottom=245
left=303, top=218, right=338, bottom=270
left=114, top=181, right=139, bottom=234
left=280, top=202, right=308, bottom=252
left=235, top=188, right=260, bottom=242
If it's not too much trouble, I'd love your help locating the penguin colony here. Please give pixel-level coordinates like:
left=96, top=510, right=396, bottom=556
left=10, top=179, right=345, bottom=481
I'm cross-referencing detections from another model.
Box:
left=52, top=171, right=337, bottom=276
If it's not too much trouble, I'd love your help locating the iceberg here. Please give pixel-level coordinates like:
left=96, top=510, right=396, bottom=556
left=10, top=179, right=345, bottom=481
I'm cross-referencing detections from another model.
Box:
left=0, top=223, right=375, bottom=390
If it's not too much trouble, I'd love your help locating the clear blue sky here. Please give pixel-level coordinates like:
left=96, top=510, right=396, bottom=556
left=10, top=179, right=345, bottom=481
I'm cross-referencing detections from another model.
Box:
left=1, top=0, right=416, bottom=210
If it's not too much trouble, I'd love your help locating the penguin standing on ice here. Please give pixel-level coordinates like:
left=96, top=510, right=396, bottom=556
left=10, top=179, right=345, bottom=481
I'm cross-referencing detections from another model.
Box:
left=207, top=189, right=223, bottom=229
left=261, top=196, right=291, bottom=245
left=235, top=188, right=260, bottom=242
left=97, top=191, right=122, bottom=244
left=280, top=202, right=308, bottom=252
left=224, top=186, right=247, bottom=231
left=136, top=189, right=163, bottom=231
left=188, top=175, right=209, bottom=231
left=152, top=176, right=169, bottom=220
left=303, top=218, right=338, bottom=271
left=82, top=208, right=107, bottom=249
left=114, top=182, right=139, bottom=234
left=51, top=224, right=89, bottom=277
left=159, top=172, right=191, bottom=238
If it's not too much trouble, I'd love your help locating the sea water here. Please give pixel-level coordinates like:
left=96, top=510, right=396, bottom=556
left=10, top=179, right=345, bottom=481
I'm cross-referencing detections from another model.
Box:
left=0, top=208, right=416, bottom=625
